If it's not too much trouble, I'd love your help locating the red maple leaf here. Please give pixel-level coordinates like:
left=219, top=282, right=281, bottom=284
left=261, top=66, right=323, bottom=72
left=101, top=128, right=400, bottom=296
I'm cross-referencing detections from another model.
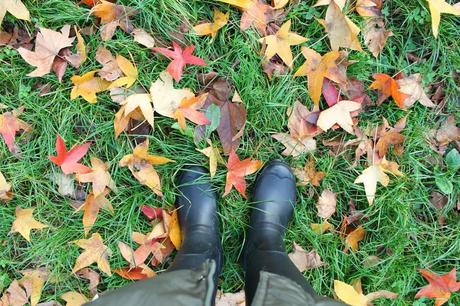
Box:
left=153, top=42, right=206, bottom=82
left=224, top=150, right=262, bottom=198
left=49, top=134, right=91, bottom=175
left=415, top=268, right=460, bottom=306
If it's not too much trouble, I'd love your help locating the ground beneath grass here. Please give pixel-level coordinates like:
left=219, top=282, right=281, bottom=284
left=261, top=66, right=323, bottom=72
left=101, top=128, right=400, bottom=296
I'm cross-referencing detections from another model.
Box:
left=1, top=0, right=459, bottom=305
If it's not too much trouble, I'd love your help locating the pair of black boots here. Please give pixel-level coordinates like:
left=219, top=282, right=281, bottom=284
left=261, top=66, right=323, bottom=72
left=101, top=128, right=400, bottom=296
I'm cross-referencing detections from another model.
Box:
left=168, top=160, right=315, bottom=304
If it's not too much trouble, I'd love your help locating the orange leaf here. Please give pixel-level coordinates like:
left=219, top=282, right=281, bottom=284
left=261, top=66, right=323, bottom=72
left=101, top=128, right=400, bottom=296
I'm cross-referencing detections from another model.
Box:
left=0, top=106, right=31, bottom=154
left=114, top=266, right=156, bottom=280
left=344, top=225, right=365, bottom=252
left=224, top=150, right=262, bottom=198
left=78, top=190, right=113, bottom=236
left=369, top=73, right=408, bottom=108
left=415, top=268, right=460, bottom=306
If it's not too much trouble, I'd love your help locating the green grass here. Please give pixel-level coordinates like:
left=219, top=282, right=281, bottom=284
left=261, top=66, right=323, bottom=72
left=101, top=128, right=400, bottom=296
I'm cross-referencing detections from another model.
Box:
left=1, top=0, right=459, bottom=305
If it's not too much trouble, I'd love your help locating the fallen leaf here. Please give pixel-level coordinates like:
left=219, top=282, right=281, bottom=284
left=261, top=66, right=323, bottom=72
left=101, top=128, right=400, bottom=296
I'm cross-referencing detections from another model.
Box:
left=317, top=189, right=337, bottom=219
left=76, top=157, right=117, bottom=197
left=193, top=9, right=229, bottom=39
left=95, top=47, right=123, bottom=81
left=168, top=210, right=182, bottom=250
left=0, top=170, right=12, bottom=201
left=294, top=48, right=343, bottom=105
left=0, top=0, right=30, bottom=25
left=1, top=280, right=29, bottom=306
left=49, top=134, right=91, bottom=175
left=64, top=28, right=87, bottom=68
left=259, top=20, right=308, bottom=67
left=355, top=0, right=382, bottom=17
left=397, top=73, right=436, bottom=108
left=363, top=17, right=392, bottom=57
left=217, top=0, right=274, bottom=34
left=272, top=0, right=290, bottom=9
left=174, top=94, right=210, bottom=130
left=91, top=0, right=137, bottom=40
left=313, top=0, right=346, bottom=10
left=215, top=92, right=247, bottom=155
left=375, top=131, right=405, bottom=158
left=354, top=157, right=403, bottom=205
left=132, top=28, right=155, bottom=48
left=141, top=205, right=163, bottom=220
left=334, top=279, right=397, bottom=306
left=70, top=70, right=110, bottom=103
left=153, top=42, right=206, bottom=82
left=433, top=116, right=460, bottom=147
left=426, top=0, right=460, bottom=38
left=150, top=71, right=194, bottom=117
left=288, top=242, right=324, bottom=272
left=75, top=268, right=100, bottom=296
left=415, top=268, right=460, bottom=306
left=108, top=55, right=138, bottom=88
left=344, top=225, right=365, bottom=252
left=369, top=73, right=408, bottom=108
left=287, top=101, right=319, bottom=139
left=61, top=292, right=88, bottom=306
left=19, top=269, right=49, bottom=306
left=72, top=232, right=112, bottom=275
left=119, top=140, right=174, bottom=196
left=322, top=2, right=363, bottom=51
left=317, top=100, right=361, bottom=134
left=224, top=150, right=262, bottom=198
left=197, top=140, right=223, bottom=177
left=293, top=156, right=325, bottom=186
left=272, top=133, right=317, bottom=157
left=0, top=107, right=31, bottom=154
left=10, top=207, right=48, bottom=242
left=114, top=266, right=156, bottom=280
left=78, top=190, right=113, bottom=236
left=18, top=25, right=74, bottom=77
left=311, top=220, right=333, bottom=234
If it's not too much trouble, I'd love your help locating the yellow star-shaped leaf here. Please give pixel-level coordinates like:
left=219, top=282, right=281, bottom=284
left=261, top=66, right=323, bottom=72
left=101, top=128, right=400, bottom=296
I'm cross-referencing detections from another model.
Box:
left=427, top=0, right=460, bottom=38
left=10, top=207, right=48, bottom=242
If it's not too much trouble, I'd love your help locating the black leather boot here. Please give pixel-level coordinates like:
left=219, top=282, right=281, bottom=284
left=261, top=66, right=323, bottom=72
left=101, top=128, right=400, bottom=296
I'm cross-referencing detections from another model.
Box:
left=168, top=166, right=223, bottom=284
left=243, top=160, right=315, bottom=304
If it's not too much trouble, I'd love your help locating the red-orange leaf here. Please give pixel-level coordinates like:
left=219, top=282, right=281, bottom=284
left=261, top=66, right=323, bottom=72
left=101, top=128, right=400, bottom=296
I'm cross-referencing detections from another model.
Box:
left=415, top=268, right=460, bottom=306
left=224, top=150, right=262, bottom=198
left=0, top=107, right=31, bottom=154
left=369, top=73, right=408, bottom=108
left=114, top=266, right=156, bottom=280
left=49, top=134, right=91, bottom=175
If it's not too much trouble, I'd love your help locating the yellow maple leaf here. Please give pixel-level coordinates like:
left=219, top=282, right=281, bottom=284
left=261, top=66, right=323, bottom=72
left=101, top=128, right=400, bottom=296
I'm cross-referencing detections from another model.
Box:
left=70, top=71, right=110, bottom=103
left=10, top=207, right=48, bottom=242
left=119, top=139, right=174, bottom=196
left=19, top=269, right=49, bottom=306
left=317, top=100, right=361, bottom=134
left=77, top=190, right=113, bottom=236
left=109, top=55, right=138, bottom=88
left=193, top=9, right=229, bottom=39
left=259, top=20, right=308, bottom=67
left=61, top=292, right=89, bottom=306
left=72, top=232, right=112, bottom=275
left=0, top=0, right=30, bottom=25
left=426, top=0, right=460, bottom=38
left=334, top=279, right=398, bottom=306
left=197, top=140, right=224, bottom=177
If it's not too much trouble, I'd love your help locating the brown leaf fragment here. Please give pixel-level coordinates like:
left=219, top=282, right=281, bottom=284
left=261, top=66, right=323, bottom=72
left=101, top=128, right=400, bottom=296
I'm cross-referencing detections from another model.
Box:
left=215, top=290, right=246, bottom=306
left=216, top=93, right=247, bottom=155
left=75, top=268, right=100, bottom=296
left=376, top=131, right=405, bottom=158
left=355, top=0, right=382, bottom=17
left=132, top=28, right=155, bottom=48
left=363, top=17, right=392, bottom=57
left=288, top=242, right=324, bottom=272
left=316, top=189, right=337, bottom=219
left=293, top=156, right=325, bottom=186
left=344, top=225, right=365, bottom=252
left=397, top=74, right=436, bottom=108
left=272, top=133, right=316, bottom=157
left=95, top=47, right=122, bottom=81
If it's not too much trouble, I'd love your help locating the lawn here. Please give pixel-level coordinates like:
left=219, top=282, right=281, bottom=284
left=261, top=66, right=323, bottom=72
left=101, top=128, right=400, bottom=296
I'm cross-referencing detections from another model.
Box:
left=0, top=0, right=459, bottom=305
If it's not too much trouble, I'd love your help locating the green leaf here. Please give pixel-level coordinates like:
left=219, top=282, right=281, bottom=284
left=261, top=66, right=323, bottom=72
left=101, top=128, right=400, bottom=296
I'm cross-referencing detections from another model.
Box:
left=445, top=149, right=460, bottom=171
left=205, top=103, right=221, bottom=136
left=435, top=176, right=453, bottom=195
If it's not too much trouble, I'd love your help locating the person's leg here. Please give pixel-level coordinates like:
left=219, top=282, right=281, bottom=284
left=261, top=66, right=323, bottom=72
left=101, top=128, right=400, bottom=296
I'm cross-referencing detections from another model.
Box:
left=243, top=160, right=316, bottom=305
left=168, top=165, right=223, bottom=286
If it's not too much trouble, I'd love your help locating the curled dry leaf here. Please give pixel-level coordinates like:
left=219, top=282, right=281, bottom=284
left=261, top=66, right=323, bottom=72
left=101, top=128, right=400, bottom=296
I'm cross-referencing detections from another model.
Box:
left=363, top=17, right=393, bottom=58
left=272, top=133, right=316, bottom=157
left=0, top=107, right=31, bottom=154
left=321, top=2, right=362, bottom=51
left=334, top=279, right=397, bottom=306
left=433, top=116, right=460, bottom=147
left=355, top=0, right=382, bottom=17
left=114, top=265, right=156, bottom=280
left=288, top=242, right=324, bottom=272
left=316, top=189, right=337, bottom=219
left=132, top=28, right=155, bottom=48
left=95, top=47, right=123, bottom=81
left=397, top=73, right=436, bottom=108
left=10, top=207, right=48, bottom=242
left=193, top=9, right=229, bottom=39
left=293, top=156, right=325, bottom=186
left=258, top=20, right=308, bottom=67
left=18, top=25, right=74, bottom=77
left=375, top=131, right=405, bottom=158
left=119, top=140, right=174, bottom=196
left=72, top=232, right=112, bottom=276
left=108, top=55, right=138, bottom=89
left=224, top=150, right=262, bottom=198
left=91, top=0, right=137, bottom=40
left=0, top=170, right=13, bottom=201
left=75, top=268, right=100, bottom=296
left=70, top=70, right=110, bottom=103
left=78, top=189, right=113, bottom=236
left=344, top=225, right=365, bottom=252
left=197, top=140, right=224, bottom=177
